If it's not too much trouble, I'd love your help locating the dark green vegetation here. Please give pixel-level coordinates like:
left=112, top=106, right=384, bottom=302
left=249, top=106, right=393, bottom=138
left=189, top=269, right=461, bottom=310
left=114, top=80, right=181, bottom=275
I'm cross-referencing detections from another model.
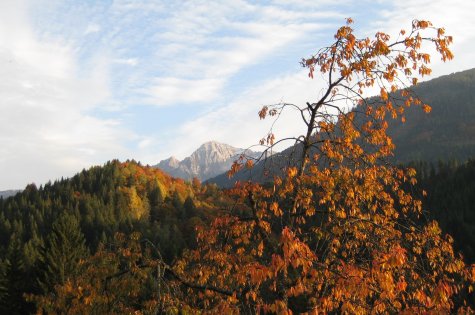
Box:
left=414, top=159, right=475, bottom=263
left=0, top=190, right=21, bottom=199
left=0, top=160, right=226, bottom=313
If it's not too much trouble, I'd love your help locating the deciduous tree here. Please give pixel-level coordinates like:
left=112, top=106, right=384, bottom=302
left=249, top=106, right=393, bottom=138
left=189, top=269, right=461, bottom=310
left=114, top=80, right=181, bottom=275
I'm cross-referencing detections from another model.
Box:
left=172, top=19, right=475, bottom=313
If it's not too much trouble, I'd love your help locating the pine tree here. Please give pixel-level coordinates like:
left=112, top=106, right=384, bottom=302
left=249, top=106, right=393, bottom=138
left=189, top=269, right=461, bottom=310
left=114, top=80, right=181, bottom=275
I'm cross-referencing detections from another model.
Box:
left=183, top=196, right=197, bottom=218
left=37, top=212, right=89, bottom=293
left=0, top=237, right=33, bottom=314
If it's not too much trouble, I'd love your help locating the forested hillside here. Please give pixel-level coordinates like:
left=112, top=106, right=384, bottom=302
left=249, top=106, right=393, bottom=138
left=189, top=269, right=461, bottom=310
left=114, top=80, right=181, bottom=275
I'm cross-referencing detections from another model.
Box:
left=412, top=159, right=475, bottom=263
left=0, top=190, right=20, bottom=199
left=3, top=159, right=475, bottom=313
left=388, top=68, right=475, bottom=162
left=0, top=160, right=227, bottom=313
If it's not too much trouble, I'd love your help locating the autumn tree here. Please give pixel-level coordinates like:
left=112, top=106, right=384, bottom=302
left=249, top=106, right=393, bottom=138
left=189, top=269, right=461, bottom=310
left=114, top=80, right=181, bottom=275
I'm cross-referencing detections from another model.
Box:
left=170, top=19, right=475, bottom=313
left=29, top=232, right=178, bottom=314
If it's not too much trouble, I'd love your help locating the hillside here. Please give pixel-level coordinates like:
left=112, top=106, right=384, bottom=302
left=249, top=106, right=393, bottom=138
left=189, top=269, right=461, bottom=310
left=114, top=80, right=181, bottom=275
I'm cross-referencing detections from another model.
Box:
left=0, top=190, right=20, bottom=199
left=388, top=68, right=475, bottom=162
left=412, top=159, right=475, bottom=263
left=0, top=160, right=227, bottom=313
left=208, top=68, right=475, bottom=187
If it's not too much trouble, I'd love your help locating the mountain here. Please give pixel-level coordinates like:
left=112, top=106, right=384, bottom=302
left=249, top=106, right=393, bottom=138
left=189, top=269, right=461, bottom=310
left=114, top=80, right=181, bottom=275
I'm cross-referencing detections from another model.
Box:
left=156, top=141, right=260, bottom=181
left=0, top=190, right=21, bottom=199
left=387, top=68, right=475, bottom=163
left=208, top=68, right=475, bottom=187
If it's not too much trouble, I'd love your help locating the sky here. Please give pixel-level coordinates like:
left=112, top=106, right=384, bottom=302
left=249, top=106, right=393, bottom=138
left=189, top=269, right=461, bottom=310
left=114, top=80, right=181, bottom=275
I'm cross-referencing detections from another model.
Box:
left=1, top=0, right=475, bottom=190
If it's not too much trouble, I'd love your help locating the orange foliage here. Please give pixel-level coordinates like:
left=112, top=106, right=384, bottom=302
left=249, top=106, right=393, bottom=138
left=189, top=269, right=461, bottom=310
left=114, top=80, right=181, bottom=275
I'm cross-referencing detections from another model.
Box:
left=170, top=19, right=474, bottom=313
left=29, top=233, right=186, bottom=314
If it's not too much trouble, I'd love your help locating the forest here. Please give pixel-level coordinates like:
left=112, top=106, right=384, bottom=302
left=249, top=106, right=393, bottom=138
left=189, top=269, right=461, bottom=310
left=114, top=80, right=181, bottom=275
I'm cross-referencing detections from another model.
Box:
left=1, top=19, right=475, bottom=314
left=414, top=159, right=475, bottom=263
left=0, top=160, right=230, bottom=313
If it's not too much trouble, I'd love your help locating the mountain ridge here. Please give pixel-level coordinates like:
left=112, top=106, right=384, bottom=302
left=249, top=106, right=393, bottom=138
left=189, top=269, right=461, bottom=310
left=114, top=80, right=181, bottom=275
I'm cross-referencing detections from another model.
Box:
left=0, top=190, right=21, bottom=199
left=155, top=140, right=260, bottom=181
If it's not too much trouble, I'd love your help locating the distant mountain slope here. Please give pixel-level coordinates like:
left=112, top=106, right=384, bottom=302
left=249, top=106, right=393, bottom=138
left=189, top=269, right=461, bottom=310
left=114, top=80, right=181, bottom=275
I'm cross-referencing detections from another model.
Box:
left=206, top=146, right=299, bottom=188
left=156, top=141, right=260, bottom=181
left=387, top=68, right=475, bottom=163
left=208, top=68, right=475, bottom=187
left=0, top=190, right=21, bottom=199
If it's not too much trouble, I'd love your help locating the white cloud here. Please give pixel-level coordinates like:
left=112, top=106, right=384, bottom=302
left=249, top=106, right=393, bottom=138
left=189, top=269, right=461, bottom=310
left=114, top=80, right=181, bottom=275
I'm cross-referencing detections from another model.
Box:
left=0, top=2, right=74, bottom=80
left=152, top=69, right=324, bottom=160
left=271, top=0, right=351, bottom=7
left=84, top=23, right=101, bottom=35
left=0, top=0, right=131, bottom=190
left=145, top=77, right=224, bottom=106
left=111, top=0, right=164, bottom=13
left=371, top=0, right=475, bottom=77
left=113, top=58, right=138, bottom=66
left=138, top=138, right=152, bottom=149
left=143, top=1, right=331, bottom=107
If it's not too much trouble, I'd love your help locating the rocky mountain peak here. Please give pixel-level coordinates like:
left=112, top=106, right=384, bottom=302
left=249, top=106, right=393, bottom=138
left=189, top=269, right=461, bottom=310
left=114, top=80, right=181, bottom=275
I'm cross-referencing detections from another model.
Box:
left=155, top=141, right=258, bottom=181
left=191, top=141, right=241, bottom=164
left=161, top=156, right=180, bottom=168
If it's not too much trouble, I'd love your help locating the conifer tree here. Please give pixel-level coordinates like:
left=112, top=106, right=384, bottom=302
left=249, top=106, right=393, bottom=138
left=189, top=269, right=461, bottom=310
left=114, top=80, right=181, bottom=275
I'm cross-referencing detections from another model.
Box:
left=37, top=212, right=88, bottom=293
left=0, top=237, right=33, bottom=314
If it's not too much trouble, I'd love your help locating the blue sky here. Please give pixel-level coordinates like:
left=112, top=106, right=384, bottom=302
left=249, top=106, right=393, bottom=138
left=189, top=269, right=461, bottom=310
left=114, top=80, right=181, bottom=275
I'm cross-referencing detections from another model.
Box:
left=1, top=0, right=475, bottom=190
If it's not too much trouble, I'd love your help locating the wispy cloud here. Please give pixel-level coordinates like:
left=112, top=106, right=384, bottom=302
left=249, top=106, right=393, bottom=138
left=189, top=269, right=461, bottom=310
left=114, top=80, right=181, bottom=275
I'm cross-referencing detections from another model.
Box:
left=149, top=0, right=475, bottom=161
left=371, top=0, right=475, bottom=77
left=113, top=58, right=139, bottom=66
left=144, top=77, right=223, bottom=105
left=155, top=70, right=324, bottom=160
left=84, top=23, right=101, bottom=35
left=140, top=1, right=336, bottom=106
left=0, top=0, right=131, bottom=189
left=2, top=0, right=475, bottom=190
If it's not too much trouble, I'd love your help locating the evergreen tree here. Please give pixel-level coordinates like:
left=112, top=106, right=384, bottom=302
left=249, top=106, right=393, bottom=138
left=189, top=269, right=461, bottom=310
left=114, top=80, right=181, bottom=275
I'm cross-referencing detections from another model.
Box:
left=0, top=259, right=7, bottom=312
left=183, top=196, right=197, bottom=218
left=37, top=213, right=88, bottom=293
left=149, top=185, right=164, bottom=222
left=0, top=237, right=33, bottom=314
